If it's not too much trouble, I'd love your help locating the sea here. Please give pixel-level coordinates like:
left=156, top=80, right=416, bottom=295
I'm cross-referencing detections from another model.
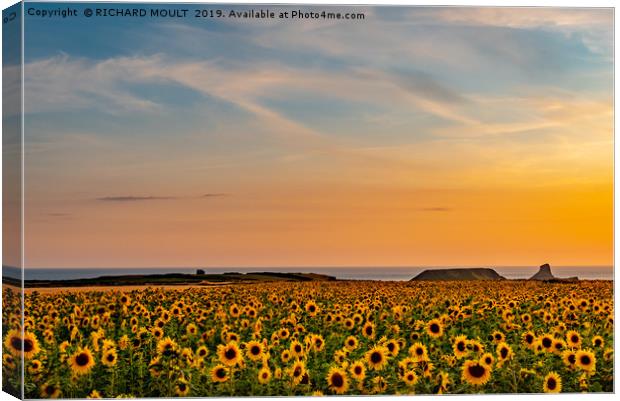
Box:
left=3, top=265, right=614, bottom=281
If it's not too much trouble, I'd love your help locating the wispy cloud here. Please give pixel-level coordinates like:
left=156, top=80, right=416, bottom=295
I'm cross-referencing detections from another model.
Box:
left=96, top=194, right=229, bottom=202
left=97, top=196, right=176, bottom=202
left=202, top=193, right=228, bottom=198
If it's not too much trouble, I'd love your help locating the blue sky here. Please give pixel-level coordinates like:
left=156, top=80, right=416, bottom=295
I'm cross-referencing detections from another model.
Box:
left=18, top=4, right=614, bottom=267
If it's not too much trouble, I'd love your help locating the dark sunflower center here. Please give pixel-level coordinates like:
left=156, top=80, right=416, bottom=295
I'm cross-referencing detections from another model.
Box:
left=199, top=349, right=207, bottom=356
left=542, top=338, right=552, bottom=348
left=595, top=339, right=602, bottom=346
left=76, top=353, right=90, bottom=366
left=371, top=351, right=382, bottom=364
left=262, top=372, right=268, bottom=378
left=430, top=324, right=440, bottom=333
left=225, top=348, right=237, bottom=360
left=294, top=366, right=302, bottom=377
left=526, top=335, right=534, bottom=344
left=251, top=346, right=260, bottom=355
left=485, top=357, right=492, bottom=365
left=500, top=348, right=508, bottom=359
left=107, top=354, right=115, bottom=362
left=494, top=334, right=501, bottom=340
left=295, top=345, right=302, bottom=353
left=387, top=343, right=395, bottom=352
left=365, top=326, right=373, bottom=335
left=309, top=306, right=316, bottom=312
left=468, top=364, right=486, bottom=378
left=416, top=348, right=423, bottom=356
left=348, top=340, right=355, bottom=346
left=45, top=385, right=55, bottom=395
left=581, top=355, right=591, bottom=365
left=457, top=342, right=465, bottom=352
left=354, top=366, right=362, bottom=375
left=216, top=368, right=226, bottom=379
left=547, top=378, right=557, bottom=390
left=315, top=339, right=322, bottom=347
left=571, top=335, right=579, bottom=343
left=10, top=337, right=22, bottom=351
left=568, top=354, right=576, bottom=364
left=331, top=373, right=344, bottom=387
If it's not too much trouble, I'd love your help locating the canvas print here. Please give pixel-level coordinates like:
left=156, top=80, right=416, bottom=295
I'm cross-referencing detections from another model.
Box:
left=2, top=2, right=614, bottom=398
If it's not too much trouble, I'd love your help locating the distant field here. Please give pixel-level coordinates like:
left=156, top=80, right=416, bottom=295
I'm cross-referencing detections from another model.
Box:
left=2, top=280, right=613, bottom=397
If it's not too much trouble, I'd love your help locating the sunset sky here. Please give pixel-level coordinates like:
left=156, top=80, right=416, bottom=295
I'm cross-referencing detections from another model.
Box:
left=21, top=5, right=613, bottom=268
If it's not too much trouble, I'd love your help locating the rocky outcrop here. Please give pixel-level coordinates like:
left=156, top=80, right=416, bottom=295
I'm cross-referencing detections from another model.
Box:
left=529, top=263, right=554, bottom=280
left=411, top=268, right=505, bottom=281
left=529, top=264, right=578, bottom=282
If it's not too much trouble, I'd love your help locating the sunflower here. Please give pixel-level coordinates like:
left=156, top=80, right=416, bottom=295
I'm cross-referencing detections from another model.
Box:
left=490, top=330, right=505, bottom=343
left=3, top=354, right=16, bottom=370
left=435, top=370, right=450, bottom=394
left=217, top=342, right=243, bottom=366
left=479, top=352, right=494, bottom=367
left=290, top=340, right=305, bottom=358
left=566, top=330, right=582, bottom=349
left=362, top=322, right=375, bottom=339
left=305, top=301, right=319, bottom=316
left=69, top=347, right=95, bottom=375
left=151, top=327, right=164, bottom=339
left=453, top=335, right=469, bottom=359
left=591, top=335, right=604, bottom=348
left=257, top=366, right=272, bottom=384
left=467, top=339, right=484, bottom=354
left=344, top=335, right=359, bottom=350
left=279, top=328, right=290, bottom=340
left=196, top=345, right=209, bottom=359
left=28, top=359, right=43, bottom=374
left=562, top=350, right=577, bottom=368
left=280, top=349, right=291, bottom=363
left=326, top=366, right=349, bottom=394
left=349, top=360, right=366, bottom=381
left=186, top=323, right=198, bottom=336
left=426, top=319, right=444, bottom=338
left=543, top=372, right=562, bottom=393
left=385, top=339, right=400, bottom=356
left=39, top=382, right=61, bottom=398
left=101, top=348, right=118, bottom=367
left=539, top=334, right=554, bottom=352
left=409, top=342, right=429, bottom=362
left=521, top=331, right=536, bottom=349
left=87, top=390, right=102, bottom=399
left=289, top=359, right=307, bottom=385
left=521, top=313, right=532, bottom=324
left=372, top=376, right=388, bottom=393
left=402, top=370, right=419, bottom=387
left=496, top=342, right=513, bottom=361
left=575, top=349, right=596, bottom=372
left=4, top=329, right=41, bottom=359
left=552, top=339, right=566, bottom=355
left=156, top=337, right=178, bottom=357
left=175, top=379, right=190, bottom=397
left=365, top=346, right=389, bottom=370
left=245, top=340, right=264, bottom=361
left=210, top=364, right=230, bottom=383
left=461, top=360, right=491, bottom=386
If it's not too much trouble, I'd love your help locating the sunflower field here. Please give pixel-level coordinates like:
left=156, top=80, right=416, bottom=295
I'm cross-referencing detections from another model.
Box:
left=2, top=280, right=614, bottom=398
